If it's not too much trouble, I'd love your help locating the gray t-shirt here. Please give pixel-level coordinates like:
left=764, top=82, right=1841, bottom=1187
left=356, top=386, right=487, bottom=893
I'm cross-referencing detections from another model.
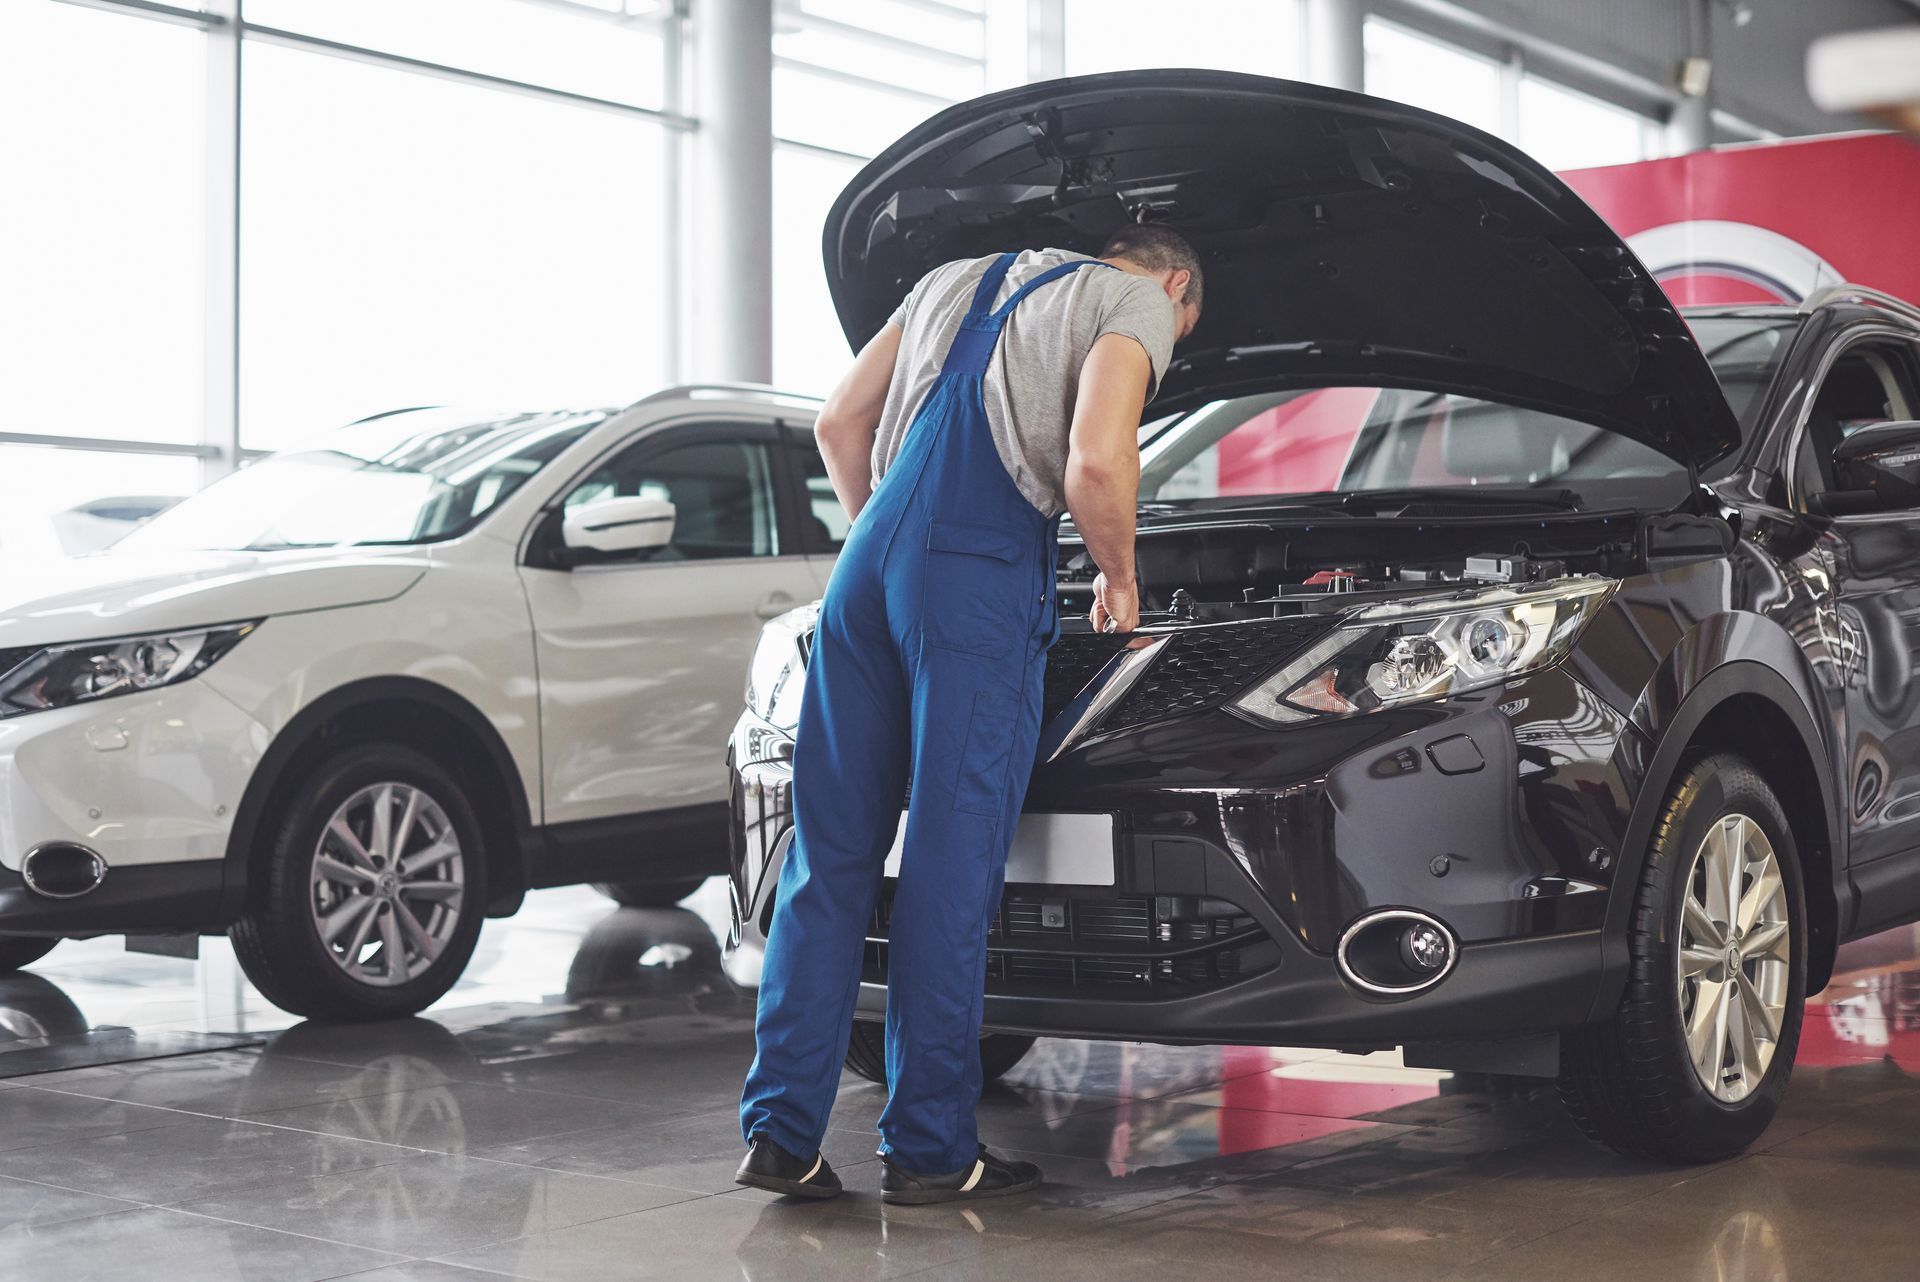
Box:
left=874, top=249, right=1177, bottom=517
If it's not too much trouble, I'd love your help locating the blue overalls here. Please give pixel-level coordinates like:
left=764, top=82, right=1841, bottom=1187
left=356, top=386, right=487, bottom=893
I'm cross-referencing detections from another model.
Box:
left=741, top=252, right=1108, bottom=1174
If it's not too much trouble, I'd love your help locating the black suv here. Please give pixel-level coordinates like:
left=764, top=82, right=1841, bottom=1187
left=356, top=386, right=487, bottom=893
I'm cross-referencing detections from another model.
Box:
left=729, top=71, right=1920, bottom=1161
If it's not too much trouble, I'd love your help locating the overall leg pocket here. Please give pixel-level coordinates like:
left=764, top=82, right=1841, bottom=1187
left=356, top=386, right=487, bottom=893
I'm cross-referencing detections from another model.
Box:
left=922, top=520, right=1034, bottom=658
left=953, top=689, right=1019, bottom=818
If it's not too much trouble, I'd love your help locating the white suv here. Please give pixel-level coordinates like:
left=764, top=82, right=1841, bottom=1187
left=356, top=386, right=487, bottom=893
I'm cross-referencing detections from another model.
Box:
left=0, top=386, right=836, bottom=1019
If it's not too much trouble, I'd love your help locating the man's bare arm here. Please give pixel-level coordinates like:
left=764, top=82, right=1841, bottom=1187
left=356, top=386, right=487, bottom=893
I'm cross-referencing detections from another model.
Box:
left=1064, top=332, right=1153, bottom=633
left=814, top=324, right=902, bottom=522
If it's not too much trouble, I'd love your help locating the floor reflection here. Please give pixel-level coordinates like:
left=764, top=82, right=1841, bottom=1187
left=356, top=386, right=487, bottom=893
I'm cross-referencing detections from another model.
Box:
left=3, top=898, right=1920, bottom=1277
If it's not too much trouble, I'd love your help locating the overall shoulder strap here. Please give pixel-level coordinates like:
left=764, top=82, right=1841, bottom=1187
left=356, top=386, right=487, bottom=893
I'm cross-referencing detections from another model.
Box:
left=963, top=252, right=1019, bottom=322
left=939, top=255, right=1113, bottom=378
left=986, top=258, right=1116, bottom=325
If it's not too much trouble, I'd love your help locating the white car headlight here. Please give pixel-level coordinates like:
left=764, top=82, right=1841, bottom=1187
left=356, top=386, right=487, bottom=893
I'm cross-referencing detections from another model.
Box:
left=1228, top=579, right=1614, bottom=725
left=745, top=604, right=817, bottom=733
left=0, top=622, right=259, bottom=719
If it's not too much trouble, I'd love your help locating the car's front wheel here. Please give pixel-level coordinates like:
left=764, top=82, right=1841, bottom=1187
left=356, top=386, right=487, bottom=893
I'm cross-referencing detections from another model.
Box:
left=1560, top=752, right=1805, bottom=1162
left=231, top=743, right=486, bottom=1022
left=0, top=937, right=57, bottom=973
left=843, top=1020, right=1036, bottom=1086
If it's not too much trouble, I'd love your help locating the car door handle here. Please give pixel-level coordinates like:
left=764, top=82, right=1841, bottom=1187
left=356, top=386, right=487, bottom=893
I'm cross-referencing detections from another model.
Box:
left=755, top=592, right=796, bottom=620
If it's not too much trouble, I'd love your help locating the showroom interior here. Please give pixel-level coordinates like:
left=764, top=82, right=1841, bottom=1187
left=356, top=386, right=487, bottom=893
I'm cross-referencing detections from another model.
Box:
left=9, top=0, right=1920, bottom=1276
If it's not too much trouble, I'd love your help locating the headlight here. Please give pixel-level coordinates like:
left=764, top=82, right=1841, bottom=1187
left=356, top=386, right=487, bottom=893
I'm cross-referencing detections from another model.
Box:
left=0, top=622, right=259, bottom=719
left=745, top=603, right=817, bottom=733
left=1228, top=579, right=1613, bottom=725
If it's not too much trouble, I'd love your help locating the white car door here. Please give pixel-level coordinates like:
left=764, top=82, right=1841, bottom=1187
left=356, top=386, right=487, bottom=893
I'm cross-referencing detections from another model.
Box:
left=520, top=419, right=817, bottom=830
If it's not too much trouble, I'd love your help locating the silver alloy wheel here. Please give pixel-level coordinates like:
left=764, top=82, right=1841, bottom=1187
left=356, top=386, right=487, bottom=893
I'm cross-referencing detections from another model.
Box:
left=1676, top=812, right=1791, bottom=1103
left=309, top=782, right=464, bottom=989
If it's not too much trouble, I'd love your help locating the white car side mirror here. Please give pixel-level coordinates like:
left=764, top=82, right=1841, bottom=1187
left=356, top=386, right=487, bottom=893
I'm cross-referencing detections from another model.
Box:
left=561, top=495, right=676, bottom=560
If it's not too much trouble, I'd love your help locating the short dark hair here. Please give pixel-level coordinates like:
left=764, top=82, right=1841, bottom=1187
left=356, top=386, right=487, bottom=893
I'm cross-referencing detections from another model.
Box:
left=1100, top=224, right=1203, bottom=310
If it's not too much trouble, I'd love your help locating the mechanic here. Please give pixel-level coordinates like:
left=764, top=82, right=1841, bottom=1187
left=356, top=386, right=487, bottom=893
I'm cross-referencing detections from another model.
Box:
left=738, top=225, right=1203, bottom=1202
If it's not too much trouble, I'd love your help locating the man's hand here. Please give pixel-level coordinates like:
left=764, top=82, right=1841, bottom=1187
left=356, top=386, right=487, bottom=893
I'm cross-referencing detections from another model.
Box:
left=1090, top=572, right=1139, bottom=634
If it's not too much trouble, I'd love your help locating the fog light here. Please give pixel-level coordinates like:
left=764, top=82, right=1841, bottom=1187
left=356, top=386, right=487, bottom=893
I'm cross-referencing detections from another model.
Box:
left=1336, top=909, right=1459, bottom=995
left=20, top=842, right=108, bottom=899
left=1400, top=922, right=1449, bottom=972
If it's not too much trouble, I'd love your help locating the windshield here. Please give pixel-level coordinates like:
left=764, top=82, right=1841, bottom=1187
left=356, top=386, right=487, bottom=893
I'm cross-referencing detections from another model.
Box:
left=1138, top=315, right=1799, bottom=509
left=119, top=409, right=603, bottom=553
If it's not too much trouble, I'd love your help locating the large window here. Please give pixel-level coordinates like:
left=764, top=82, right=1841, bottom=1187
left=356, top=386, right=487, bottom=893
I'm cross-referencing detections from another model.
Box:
left=1065, top=0, right=1302, bottom=78
left=772, top=147, right=864, bottom=395
left=244, top=0, right=669, bottom=109
left=770, top=0, right=994, bottom=392
left=0, top=0, right=679, bottom=567
left=1519, top=76, right=1650, bottom=172
left=1363, top=18, right=1655, bottom=173
left=0, top=1, right=210, bottom=560
left=1364, top=20, right=1503, bottom=137
left=0, top=448, right=202, bottom=561
left=240, top=41, right=671, bottom=449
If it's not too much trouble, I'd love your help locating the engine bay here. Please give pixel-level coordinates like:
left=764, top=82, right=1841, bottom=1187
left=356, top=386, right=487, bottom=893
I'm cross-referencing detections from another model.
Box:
left=1056, top=509, right=1731, bottom=627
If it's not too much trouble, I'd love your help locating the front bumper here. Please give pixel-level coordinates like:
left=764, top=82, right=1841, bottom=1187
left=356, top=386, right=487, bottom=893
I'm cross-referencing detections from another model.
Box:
left=729, top=656, right=1648, bottom=1050
left=0, top=682, right=263, bottom=935
left=0, top=860, right=227, bottom=938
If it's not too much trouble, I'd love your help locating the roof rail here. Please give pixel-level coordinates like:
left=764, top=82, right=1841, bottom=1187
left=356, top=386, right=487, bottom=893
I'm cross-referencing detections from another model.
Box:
left=1801, top=284, right=1920, bottom=326
left=348, top=405, right=446, bottom=424
left=623, top=382, right=824, bottom=412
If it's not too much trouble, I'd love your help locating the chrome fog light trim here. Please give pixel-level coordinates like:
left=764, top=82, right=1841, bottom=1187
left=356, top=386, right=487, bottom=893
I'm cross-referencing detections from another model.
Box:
left=1336, top=908, right=1459, bottom=995
left=20, top=843, right=109, bottom=899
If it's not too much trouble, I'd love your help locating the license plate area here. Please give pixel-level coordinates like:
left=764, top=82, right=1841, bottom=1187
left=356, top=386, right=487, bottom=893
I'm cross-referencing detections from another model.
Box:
left=882, top=812, right=1116, bottom=886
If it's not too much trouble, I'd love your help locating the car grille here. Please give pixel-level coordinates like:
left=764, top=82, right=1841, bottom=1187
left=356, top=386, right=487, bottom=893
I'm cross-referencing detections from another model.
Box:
left=1040, top=632, right=1131, bottom=721
left=1042, top=617, right=1327, bottom=733
left=1112, top=618, right=1331, bottom=732
left=864, top=886, right=1280, bottom=998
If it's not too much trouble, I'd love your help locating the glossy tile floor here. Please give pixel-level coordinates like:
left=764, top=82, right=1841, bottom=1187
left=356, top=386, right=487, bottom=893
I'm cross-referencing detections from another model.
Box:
left=7, top=882, right=1920, bottom=1280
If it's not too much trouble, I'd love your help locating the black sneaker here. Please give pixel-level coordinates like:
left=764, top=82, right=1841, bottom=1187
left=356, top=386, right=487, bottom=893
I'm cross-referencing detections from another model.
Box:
left=880, top=1145, right=1043, bottom=1204
left=735, top=1136, right=843, bottom=1199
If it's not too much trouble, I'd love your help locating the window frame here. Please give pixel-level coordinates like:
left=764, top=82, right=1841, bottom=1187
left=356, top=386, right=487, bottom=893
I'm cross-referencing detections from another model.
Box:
left=522, top=416, right=803, bottom=570
left=777, top=419, right=846, bottom=556
left=1787, top=328, right=1920, bottom=518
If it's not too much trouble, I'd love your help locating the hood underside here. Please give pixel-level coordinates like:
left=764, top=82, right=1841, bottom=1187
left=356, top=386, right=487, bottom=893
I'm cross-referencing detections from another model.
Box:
left=824, top=70, right=1739, bottom=469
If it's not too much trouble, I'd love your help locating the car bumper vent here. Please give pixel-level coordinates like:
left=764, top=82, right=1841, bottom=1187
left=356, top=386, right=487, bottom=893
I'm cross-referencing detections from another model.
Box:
left=865, top=886, right=1278, bottom=999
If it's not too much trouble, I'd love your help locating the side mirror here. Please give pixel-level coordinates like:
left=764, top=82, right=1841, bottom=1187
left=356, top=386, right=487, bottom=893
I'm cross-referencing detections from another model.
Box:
left=561, top=495, right=675, bottom=562
left=1831, top=420, right=1920, bottom=514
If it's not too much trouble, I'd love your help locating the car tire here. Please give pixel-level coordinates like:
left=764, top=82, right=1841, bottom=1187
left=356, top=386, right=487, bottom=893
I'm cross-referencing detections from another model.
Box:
left=0, top=937, right=57, bottom=973
left=592, top=876, right=708, bottom=909
left=1559, top=752, right=1805, bottom=1162
left=844, top=1020, right=1037, bottom=1086
left=231, top=742, right=487, bottom=1023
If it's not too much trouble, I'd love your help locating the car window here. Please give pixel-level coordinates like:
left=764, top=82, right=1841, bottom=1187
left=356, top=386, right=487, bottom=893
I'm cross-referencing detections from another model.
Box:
left=1793, top=339, right=1920, bottom=505
left=796, top=437, right=850, bottom=552
left=564, top=436, right=780, bottom=560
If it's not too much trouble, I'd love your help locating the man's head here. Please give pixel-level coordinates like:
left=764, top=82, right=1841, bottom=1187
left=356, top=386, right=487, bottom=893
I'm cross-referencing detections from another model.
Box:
left=1101, top=224, right=1203, bottom=340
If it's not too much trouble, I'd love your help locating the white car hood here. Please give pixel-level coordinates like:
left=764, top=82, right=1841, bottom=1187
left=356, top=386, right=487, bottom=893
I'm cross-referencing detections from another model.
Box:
left=0, top=547, right=428, bottom=651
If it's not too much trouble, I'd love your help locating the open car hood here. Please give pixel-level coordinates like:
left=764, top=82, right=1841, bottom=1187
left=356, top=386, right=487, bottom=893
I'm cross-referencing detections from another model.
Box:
left=823, top=71, right=1739, bottom=471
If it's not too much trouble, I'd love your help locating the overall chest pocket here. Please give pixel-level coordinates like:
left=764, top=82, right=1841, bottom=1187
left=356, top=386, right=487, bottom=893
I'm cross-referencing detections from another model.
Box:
left=922, top=520, right=1039, bottom=658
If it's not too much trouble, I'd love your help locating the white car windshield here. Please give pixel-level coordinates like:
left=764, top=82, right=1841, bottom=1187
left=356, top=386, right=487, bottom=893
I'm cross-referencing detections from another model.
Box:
left=118, top=409, right=604, bottom=552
